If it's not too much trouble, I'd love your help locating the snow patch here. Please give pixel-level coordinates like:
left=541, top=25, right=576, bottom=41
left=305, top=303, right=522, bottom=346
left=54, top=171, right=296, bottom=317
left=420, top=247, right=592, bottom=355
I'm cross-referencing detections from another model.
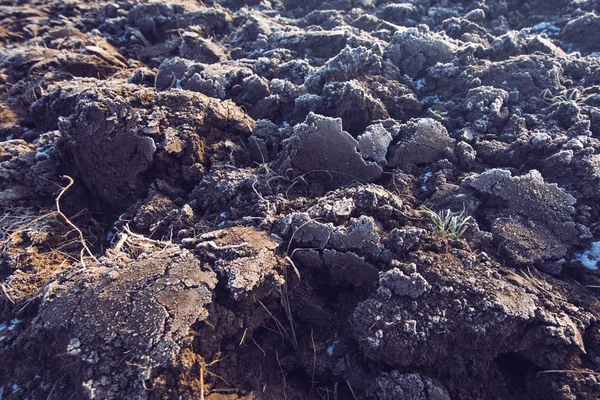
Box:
left=530, top=22, right=560, bottom=34
left=573, top=241, right=600, bottom=270
left=421, top=172, right=433, bottom=190
left=326, top=339, right=339, bottom=356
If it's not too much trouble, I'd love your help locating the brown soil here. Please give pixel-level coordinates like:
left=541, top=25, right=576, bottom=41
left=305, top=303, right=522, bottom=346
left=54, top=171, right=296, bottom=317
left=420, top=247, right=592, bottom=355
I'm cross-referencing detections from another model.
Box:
left=1, top=1, right=600, bottom=399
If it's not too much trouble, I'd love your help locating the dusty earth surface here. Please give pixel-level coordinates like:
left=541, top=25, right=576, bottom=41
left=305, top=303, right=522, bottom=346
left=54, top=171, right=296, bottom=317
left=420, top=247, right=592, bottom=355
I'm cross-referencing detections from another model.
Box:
left=1, top=0, right=600, bottom=399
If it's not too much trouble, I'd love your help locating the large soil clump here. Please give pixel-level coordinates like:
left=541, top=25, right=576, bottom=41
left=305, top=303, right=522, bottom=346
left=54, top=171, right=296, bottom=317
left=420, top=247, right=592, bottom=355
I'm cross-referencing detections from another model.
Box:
left=1, top=1, right=600, bottom=399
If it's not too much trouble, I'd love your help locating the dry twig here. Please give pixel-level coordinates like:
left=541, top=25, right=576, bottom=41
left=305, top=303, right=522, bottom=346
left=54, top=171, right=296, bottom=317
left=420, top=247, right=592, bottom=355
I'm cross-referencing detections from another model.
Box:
left=55, top=176, right=97, bottom=266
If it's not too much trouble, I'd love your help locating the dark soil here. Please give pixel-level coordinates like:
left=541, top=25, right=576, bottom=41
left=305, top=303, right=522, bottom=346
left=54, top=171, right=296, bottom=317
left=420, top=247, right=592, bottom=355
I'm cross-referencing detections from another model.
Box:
left=1, top=0, right=600, bottom=399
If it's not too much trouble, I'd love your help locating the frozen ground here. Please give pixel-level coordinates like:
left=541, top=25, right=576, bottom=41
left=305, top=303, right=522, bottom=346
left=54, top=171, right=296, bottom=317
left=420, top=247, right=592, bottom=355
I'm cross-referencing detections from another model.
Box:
left=1, top=0, right=600, bottom=399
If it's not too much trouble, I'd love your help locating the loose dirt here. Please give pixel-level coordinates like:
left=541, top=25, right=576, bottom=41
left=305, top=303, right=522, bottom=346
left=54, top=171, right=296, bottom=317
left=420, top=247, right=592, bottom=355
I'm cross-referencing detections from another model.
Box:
left=1, top=1, right=600, bottom=399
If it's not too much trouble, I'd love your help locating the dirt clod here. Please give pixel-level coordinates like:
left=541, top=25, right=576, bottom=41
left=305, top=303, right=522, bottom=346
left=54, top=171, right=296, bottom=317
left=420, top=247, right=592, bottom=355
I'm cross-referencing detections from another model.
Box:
left=2, top=1, right=600, bottom=399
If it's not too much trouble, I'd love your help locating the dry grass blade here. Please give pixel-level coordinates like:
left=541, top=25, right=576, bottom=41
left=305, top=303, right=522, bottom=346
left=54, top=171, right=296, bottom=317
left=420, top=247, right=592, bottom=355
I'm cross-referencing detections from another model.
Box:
left=0, top=209, right=69, bottom=304
left=200, top=366, right=205, bottom=400
left=254, top=162, right=367, bottom=200
left=286, top=220, right=318, bottom=256
left=0, top=178, right=100, bottom=304
left=278, top=280, right=298, bottom=350
left=239, top=328, right=248, bottom=346
left=537, top=369, right=600, bottom=376
left=346, top=380, right=357, bottom=400
left=0, top=208, right=54, bottom=252
left=278, top=254, right=300, bottom=350
left=252, top=337, right=266, bottom=357
left=1, top=283, right=15, bottom=304
left=276, top=350, right=288, bottom=400
left=122, top=223, right=174, bottom=249
left=257, top=298, right=296, bottom=348
left=310, top=329, right=317, bottom=398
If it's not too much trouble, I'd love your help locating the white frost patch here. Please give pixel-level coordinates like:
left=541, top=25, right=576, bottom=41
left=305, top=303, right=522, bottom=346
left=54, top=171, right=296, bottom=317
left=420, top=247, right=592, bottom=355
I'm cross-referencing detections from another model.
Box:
left=82, top=380, right=96, bottom=398
left=366, top=329, right=384, bottom=348
left=574, top=241, right=600, bottom=270
left=35, top=150, right=51, bottom=161
left=420, top=95, right=439, bottom=105
left=67, top=338, right=81, bottom=356
left=421, top=172, right=433, bottom=190
left=531, top=22, right=560, bottom=34
left=8, top=318, right=21, bottom=331
left=326, top=339, right=339, bottom=357
left=415, top=78, right=426, bottom=90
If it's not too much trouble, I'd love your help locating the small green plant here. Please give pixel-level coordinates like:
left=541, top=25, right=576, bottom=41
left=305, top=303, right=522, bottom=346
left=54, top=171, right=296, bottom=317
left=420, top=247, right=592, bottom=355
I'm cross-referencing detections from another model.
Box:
left=420, top=206, right=473, bottom=239
left=539, top=88, right=584, bottom=108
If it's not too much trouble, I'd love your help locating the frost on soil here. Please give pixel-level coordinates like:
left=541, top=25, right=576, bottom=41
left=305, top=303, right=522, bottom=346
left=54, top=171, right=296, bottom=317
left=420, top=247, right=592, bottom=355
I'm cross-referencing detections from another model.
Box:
left=1, top=0, right=600, bottom=399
